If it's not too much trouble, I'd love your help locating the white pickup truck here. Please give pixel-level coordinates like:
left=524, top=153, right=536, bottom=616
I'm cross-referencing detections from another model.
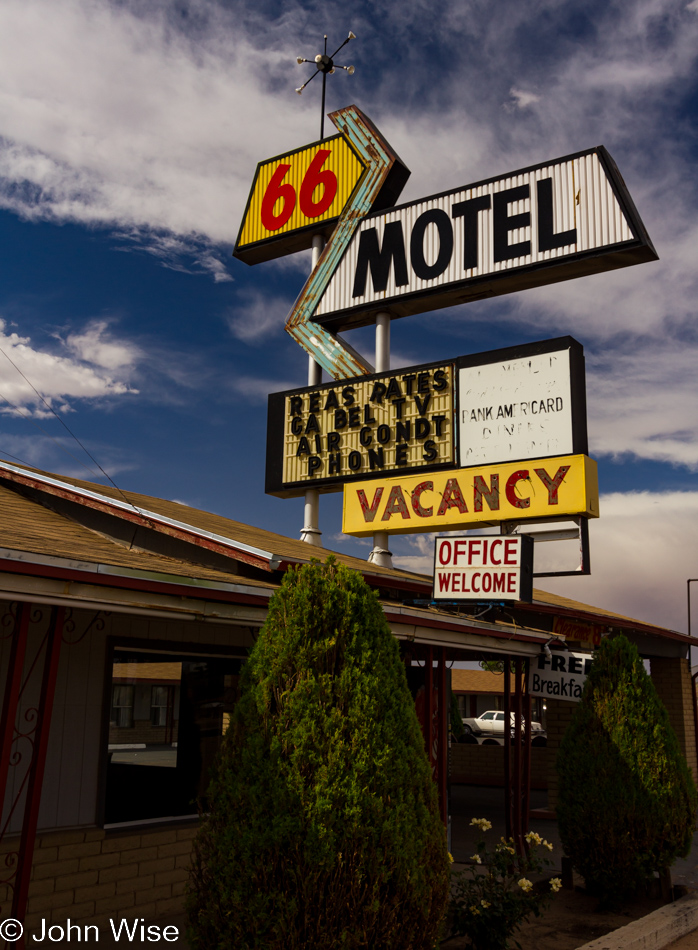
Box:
left=461, top=710, right=547, bottom=745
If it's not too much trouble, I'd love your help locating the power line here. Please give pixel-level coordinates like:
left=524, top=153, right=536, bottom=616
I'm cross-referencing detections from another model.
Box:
left=0, top=386, right=106, bottom=481
left=0, top=344, right=149, bottom=522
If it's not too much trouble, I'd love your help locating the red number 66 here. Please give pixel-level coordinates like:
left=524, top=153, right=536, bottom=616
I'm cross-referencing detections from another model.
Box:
left=260, top=149, right=338, bottom=231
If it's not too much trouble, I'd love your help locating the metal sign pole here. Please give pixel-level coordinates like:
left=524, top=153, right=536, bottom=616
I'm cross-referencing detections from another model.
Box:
left=299, top=234, right=326, bottom=546
left=368, top=312, right=393, bottom=567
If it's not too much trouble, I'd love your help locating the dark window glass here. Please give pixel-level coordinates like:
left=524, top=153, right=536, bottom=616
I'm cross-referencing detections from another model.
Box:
left=104, top=649, right=243, bottom=825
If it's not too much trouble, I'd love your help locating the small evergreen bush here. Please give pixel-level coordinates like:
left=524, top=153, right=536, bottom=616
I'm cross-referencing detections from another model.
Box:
left=187, top=557, right=449, bottom=949
left=556, top=634, right=697, bottom=904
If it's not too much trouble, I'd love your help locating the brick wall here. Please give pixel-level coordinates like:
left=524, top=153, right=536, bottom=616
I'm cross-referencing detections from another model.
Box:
left=650, top=656, right=698, bottom=784
left=0, top=822, right=197, bottom=932
left=450, top=743, right=548, bottom=789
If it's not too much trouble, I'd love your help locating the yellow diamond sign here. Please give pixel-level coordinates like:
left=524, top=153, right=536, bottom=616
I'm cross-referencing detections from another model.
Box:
left=234, top=133, right=365, bottom=265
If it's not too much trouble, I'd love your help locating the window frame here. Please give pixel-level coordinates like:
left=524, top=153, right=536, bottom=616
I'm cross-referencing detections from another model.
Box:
left=98, top=635, right=249, bottom=829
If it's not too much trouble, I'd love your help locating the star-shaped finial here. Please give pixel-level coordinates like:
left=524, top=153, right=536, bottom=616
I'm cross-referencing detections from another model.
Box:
left=295, top=32, right=356, bottom=139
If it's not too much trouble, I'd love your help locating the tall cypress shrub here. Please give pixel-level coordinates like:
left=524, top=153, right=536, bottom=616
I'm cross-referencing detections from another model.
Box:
left=187, top=557, right=449, bottom=950
left=556, top=634, right=697, bottom=903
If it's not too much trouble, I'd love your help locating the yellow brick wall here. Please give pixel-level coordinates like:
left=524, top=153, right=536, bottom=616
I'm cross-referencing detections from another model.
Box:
left=450, top=743, right=548, bottom=788
left=0, top=822, right=197, bottom=932
left=650, top=656, right=698, bottom=784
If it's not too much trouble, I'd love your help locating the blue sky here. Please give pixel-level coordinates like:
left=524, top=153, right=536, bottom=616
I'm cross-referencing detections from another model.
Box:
left=0, top=0, right=697, bottom=632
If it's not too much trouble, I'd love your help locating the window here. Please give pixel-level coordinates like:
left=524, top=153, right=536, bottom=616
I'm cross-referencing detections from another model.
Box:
left=151, top=686, right=172, bottom=727
left=110, top=685, right=134, bottom=728
left=104, top=648, right=243, bottom=825
left=481, top=712, right=495, bottom=720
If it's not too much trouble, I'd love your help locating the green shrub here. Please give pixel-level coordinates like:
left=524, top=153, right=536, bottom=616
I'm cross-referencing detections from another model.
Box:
left=556, top=634, right=697, bottom=903
left=186, top=557, right=449, bottom=949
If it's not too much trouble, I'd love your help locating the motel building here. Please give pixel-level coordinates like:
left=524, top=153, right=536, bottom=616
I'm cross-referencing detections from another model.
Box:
left=0, top=457, right=695, bottom=935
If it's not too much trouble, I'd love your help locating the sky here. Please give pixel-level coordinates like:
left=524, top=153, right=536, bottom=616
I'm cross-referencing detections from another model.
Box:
left=0, top=0, right=697, bottom=635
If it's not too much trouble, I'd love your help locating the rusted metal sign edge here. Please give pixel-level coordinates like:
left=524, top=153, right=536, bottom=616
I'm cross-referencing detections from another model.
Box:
left=284, top=104, right=410, bottom=380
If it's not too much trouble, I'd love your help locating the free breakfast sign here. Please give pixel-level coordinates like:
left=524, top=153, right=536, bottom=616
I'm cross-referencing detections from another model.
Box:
left=528, top=650, right=593, bottom=702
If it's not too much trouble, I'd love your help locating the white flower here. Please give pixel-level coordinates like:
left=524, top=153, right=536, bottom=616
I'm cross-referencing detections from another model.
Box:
left=550, top=878, right=562, bottom=893
left=470, top=853, right=482, bottom=864
left=518, top=877, right=533, bottom=892
left=544, top=841, right=553, bottom=852
left=470, top=818, right=493, bottom=831
left=525, top=831, right=542, bottom=845
left=481, top=900, right=491, bottom=909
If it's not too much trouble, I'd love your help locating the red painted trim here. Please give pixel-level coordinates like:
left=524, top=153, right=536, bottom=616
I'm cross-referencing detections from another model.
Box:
left=426, top=646, right=434, bottom=771
left=0, top=469, right=275, bottom=572
left=437, top=649, right=447, bottom=826
left=504, top=659, right=511, bottom=840
left=11, top=607, right=65, bottom=942
left=0, top=603, right=30, bottom=830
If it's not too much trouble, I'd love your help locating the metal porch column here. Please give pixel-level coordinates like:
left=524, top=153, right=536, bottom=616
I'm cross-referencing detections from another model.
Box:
left=512, top=657, right=524, bottom=855
left=425, top=646, right=434, bottom=773
left=504, top=656, right=512, bottom=840
left=9, top=606, right=65, bottom=946
left=0, top=603, right=31, bottom=825
left=437, top=647, right=447, bottom=825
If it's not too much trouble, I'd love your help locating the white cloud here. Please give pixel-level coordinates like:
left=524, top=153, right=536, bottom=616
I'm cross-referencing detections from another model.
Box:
left=66, top=320, right=142, bottom=370
left=538, top=490, right=698, bottom=634
left=0, top=0, right=697, bottom=475
left=509, top=88, right=540, bottom=109
left=0, top=318, right=138, bottom=415
left=586, top=342, right=698, bottom=469
left=227, top=289, right=294, bottom=344
left=0, top=0, right=317, bottom=260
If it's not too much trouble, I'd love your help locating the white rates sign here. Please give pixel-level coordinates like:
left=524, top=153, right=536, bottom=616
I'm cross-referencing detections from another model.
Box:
left=312, top=146, right=657, bottom=332
left=458, top=340, right=583, bottom=467
left=528, top=651, right=593, bottom=702
left=433, top=535, right=533, bottom=603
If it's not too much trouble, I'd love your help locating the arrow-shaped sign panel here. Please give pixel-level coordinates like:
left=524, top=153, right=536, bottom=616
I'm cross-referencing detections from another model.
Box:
left=284, top=105, right=410, bottom=380
left=234, top=133, right=367, bottom=266
left=312, top=146, right=658, bottom=333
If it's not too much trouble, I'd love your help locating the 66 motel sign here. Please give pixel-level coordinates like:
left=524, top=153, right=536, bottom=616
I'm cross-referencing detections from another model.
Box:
left=433, top=535, right=533, bottom=604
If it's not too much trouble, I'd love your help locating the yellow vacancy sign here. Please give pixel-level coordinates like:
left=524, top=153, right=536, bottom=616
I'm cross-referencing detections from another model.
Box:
left=342, top=454, right=598, bottom=537
left=235, top=134, right=364, bottom=264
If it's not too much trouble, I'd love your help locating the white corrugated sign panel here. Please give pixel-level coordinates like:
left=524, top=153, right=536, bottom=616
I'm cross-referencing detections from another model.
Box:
left=314, top=148, right=648, bottom=323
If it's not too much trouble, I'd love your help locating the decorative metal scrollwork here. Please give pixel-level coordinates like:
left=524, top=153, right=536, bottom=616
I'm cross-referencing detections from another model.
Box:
left=62, top=609, right=109, bottom=646
left=0, top=602, right=17, bottom=641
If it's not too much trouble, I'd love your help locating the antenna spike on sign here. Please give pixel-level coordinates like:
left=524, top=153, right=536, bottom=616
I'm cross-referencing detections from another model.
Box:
left=284, top=104, right=410, bottom=380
